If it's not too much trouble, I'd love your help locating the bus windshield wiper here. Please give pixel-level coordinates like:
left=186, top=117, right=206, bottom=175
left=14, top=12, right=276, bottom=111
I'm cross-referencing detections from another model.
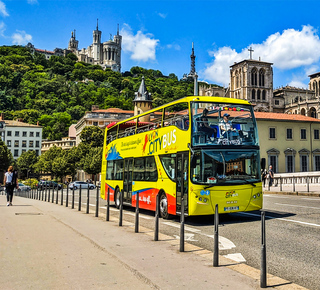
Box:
left=204, top=184, right=216, bottom=190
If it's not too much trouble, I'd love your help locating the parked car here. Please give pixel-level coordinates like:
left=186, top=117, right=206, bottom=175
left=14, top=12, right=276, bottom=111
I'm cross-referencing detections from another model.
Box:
left=69, top=181, right=96, bottom=190
left=16, top=183, right=31, bottom=192
left=37, top=180, right=62, bottom=190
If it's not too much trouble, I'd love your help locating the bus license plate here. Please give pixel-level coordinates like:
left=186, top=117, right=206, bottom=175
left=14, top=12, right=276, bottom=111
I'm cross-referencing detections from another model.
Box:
left=224, top=206, right=239, bottom=211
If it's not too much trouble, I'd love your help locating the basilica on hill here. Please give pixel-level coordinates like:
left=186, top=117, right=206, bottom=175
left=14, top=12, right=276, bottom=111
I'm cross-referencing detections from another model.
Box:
left=26, top=20, right=122, bottom=72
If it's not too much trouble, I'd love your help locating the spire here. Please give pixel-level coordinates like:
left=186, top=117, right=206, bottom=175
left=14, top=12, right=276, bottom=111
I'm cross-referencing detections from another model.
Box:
left=117, top=24, right=119, bottom=35
left=190, top=42, right=196, bottom=75
left=96, top=18, right=99, bottom=30
left=134, top=76, right=152, bottom=102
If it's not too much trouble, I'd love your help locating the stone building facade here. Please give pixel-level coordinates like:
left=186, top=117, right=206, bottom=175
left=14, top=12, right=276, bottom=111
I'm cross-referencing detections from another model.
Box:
left=230, top=59, right=273, bottom=112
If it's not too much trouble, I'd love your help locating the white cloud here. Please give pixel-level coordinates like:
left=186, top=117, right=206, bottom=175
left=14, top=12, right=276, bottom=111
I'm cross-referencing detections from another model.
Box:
left=157, top=12, right=167, bottom=19
left=0, top=0, right=9, bottom=17
left=121, top=24, right=159, bottom=62
left=27, top=0, right=38, bottom=4
left=167, top=43, right=180, bottom=51
left=12, top=30, right=32, bottom=45
left=288, top=80, right=307, bottom=89
left=0, top=21, right=6, bottom=37
left=203, top=25, right=320, bottom=85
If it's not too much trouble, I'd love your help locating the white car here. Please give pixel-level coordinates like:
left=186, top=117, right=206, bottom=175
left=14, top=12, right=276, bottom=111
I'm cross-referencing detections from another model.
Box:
left=16, top=183, right=31, bottom=192
left=69, top=181, right=96, bottom=190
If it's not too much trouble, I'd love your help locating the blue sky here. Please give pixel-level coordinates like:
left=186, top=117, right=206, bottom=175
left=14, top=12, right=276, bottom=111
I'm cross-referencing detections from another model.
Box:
left=1, top=0, right=320, bottom=89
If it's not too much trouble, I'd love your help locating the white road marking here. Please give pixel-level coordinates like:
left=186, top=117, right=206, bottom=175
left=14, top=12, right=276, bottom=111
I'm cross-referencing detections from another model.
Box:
left=163, top=222, right=201, bottom=233
left=238, top=212, right=320, bottom=228
left=263, top=195, right=290, bottom=199
left=206, top=235, right=236, bottom=250
left=275, top=202, right=320, bottom=210
left=173, top=233, right=198, bottom=242
left=223, top=253, right=246, bottom=263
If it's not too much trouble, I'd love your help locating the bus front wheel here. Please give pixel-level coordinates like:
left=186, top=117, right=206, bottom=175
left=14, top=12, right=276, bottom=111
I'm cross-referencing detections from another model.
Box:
left=159, top=192, right=169, bottom=219
left=115, top=188, right=121, bottom=209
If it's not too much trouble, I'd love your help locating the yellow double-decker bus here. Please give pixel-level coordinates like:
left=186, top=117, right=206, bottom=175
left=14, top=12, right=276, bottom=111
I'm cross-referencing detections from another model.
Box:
left=101, top=96, right=262, bottom=219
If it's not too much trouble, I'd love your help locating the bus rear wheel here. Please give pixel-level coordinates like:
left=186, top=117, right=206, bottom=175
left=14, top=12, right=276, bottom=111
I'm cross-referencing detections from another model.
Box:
left=159, top=192, right=169, bottom=219
left=114, top=188, right=121, bottom=209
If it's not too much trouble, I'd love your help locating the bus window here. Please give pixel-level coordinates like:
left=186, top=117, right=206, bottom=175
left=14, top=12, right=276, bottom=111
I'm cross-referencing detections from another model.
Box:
left=164, top=103, right=189, bottom=130
left=133, top=158, right=145, bottom=181
left=106, top=161, right=114, bottom=180
left=159, top=154, right=176, bottom=180
left=114, top=160, right=124, bottom=180
left=145, top=156, right=158, bottom=181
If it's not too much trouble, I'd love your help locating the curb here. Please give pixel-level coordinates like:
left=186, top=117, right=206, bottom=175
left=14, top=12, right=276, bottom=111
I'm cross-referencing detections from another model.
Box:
left=263, top=190, right=320, bottom=197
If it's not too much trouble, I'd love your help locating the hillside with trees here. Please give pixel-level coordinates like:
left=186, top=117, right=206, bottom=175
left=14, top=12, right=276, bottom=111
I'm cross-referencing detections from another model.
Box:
left=0, top=46, right=195, bottom=140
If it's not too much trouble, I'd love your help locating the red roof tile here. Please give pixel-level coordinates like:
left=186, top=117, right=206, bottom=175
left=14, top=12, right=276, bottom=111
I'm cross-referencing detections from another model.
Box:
left=254, top=112, right=320, bottom=122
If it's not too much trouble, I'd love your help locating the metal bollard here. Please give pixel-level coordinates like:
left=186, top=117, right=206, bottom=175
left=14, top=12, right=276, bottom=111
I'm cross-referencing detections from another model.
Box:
left=293, top=177, right=295, bottom=192
left=95, top=185, right=99, bottom=217
left=78, top=185, right=82, bottom=211
left=154, top=194, right=159, bottom=241
left=47, top=184, right=50, bottom=202
left=71, top=186, right=75, bottom=209
left=106, top=187, right=110, bottom=221
left=307, top=176, right=310, bottom=192
left=180, top=197, right=185, bottom=252
left=61, top=185, right=63, bottom=206
left=41, top=186, right=44, bottom=201
left=280, top=176, right=282, bottom=191
left=51, top=185, right=54, bottom=203
left=119, top=189, right=123, bottom=226
left=56, top=185, right=59, bottom=204
left=44, top=184, right=47, bottom=201
left=66, top=185, right=69, bottom=207
left=213, top=204, right=219, bottom=267
left=86, top=186, right=90, bottom=214
left=261, top=211, right=267, bottom=288
left=135, top=191, right=139, bottom=233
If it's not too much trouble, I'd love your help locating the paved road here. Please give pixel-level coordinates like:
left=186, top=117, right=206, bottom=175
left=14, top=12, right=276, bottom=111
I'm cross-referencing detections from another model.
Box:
left=23, top=188, right=319, bottom=289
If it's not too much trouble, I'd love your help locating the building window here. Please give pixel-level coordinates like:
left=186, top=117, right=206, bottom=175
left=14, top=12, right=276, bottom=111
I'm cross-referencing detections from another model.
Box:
left=259, top=69, right=265, bottom=86
left=257, top=89, right=261, bottom=100
left=29, top=140, right=34, bottom=147
left=252, top=89, right=255, bottom=100
left=251, top=68, right=257, bottom=86
left=14, top=149, right=19, bottom=157
left=30, top=132, right=34, bottom=137
left=15, top=131, right=19, bottom=137
left=269, top=128, right=276, bottom=139
left=7, top=140, right=11, bottom=147
left=22, top=140, right=27, bottom=147
left=22, top=149, right=26, bottom=153
left=35, top=150, right=39, bottom=156
left=314, top=155, right=320, bottom=171
left=7, top=131, right=11, bottom=136
left=314, top=129, right=319, bottom=140
left=262, top=90, right=266, bottom=101
left=286, top=155, right=294, bottom=172
left=300, top=155, right=308, bottom=172
left=36, top=141, right=40, bottom=147
left=275, top=100, right=279, bottom=105
left=286, top=128, right=292, bottom=139
left=93, top=121, right=98, bottom=126
left=301, top=129, right=307, bottom=140
left=36, top=132, right=40, bottom=137
left=14, top=140, right=19, bottom=147
left=22, top=131, right=27, bottom=137
left=269, top=155, right=277, bottom=173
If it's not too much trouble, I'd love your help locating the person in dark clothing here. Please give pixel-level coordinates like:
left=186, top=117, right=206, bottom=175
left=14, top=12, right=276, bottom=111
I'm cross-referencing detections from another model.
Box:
left=198, top=108, right=217, bottom=141
left=268, top=165, right=274, bottom=187
left=3, top=166, right=18, bottom=206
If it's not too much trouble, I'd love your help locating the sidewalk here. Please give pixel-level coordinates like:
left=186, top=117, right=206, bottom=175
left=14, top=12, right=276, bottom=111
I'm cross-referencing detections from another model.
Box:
left=0, top=195, right=307, bottom=289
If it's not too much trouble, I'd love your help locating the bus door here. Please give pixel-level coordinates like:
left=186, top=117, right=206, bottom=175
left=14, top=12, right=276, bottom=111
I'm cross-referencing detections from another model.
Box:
left=123, top=158, right=133, bottom=204
left=176, top=152, right=188, bottom=215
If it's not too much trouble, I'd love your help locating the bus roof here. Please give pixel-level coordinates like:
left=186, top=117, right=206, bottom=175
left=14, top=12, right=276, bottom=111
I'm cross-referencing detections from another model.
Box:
left=107, top=96, right=252, bottom=130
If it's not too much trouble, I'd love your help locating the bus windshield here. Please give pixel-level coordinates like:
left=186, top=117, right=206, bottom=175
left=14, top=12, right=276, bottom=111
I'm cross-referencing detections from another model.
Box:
left=191, top=102, right=258, bottom=146
left=191, top=149, right=260, bottom=185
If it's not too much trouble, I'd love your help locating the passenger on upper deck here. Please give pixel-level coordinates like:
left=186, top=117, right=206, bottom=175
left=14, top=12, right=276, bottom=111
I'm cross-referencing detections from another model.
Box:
left=219, top=113, right=237, bottom=138
left=198, top=108, right=217, bottom=141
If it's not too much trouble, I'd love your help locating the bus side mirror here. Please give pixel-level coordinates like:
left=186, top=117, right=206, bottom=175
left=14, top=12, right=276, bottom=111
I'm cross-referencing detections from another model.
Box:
left=261, top=158, right=266, bottom=170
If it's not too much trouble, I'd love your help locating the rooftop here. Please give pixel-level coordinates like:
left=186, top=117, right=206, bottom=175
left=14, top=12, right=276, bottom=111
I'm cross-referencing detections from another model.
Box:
left=255, top=112, right=320, bottom=122
left=3, top=120, right=42, bottom=128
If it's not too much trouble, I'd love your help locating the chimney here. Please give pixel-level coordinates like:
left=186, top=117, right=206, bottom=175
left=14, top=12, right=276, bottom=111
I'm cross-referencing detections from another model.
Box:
left=37, top=121, right=39, bottom=126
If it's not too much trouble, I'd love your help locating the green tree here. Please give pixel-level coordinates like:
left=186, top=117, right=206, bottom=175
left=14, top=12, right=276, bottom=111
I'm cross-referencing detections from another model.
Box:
left=16, top=150, right=38, bottom=178
left=82, top=147, right=102, bottom=183
left=0, top=137, right=13, bottom=175
left=80, top=126, right=104, bottom=147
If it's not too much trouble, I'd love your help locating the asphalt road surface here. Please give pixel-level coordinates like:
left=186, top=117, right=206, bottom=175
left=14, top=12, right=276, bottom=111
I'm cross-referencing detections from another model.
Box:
left=30, top=188, right=320, bottom=290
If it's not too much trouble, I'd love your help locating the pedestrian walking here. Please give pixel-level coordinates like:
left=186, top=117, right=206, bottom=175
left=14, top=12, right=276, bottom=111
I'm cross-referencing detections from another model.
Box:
left=3, top=166, right=18, bottom=206
left=261, top=169, right=267, bottom=187
left=268, top=165, right=274, bottom=187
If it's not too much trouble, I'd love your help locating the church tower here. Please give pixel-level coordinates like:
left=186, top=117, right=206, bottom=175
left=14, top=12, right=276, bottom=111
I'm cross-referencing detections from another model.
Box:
left=68, top=30, right=78, bottom=53
left=133, top=76, right=153, bottom=121
left=230, top=47, right=273, bottom=112
left=93, top=19, right=102, bottom=62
